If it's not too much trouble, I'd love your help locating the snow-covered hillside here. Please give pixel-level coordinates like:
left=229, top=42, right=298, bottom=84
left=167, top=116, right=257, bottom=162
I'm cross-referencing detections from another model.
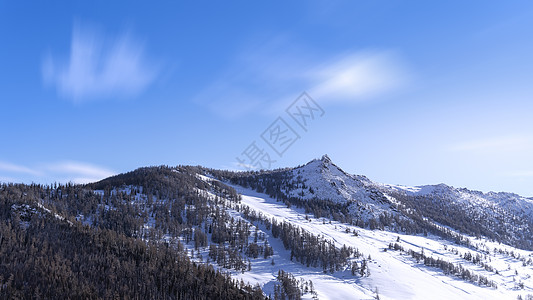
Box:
left=380, top=180, right=533, bottom=250
left=221, top=155, right=533, bottom=250
left=205, top=155, right=533, bottom=299
left=191, top=176, right=533, bottom=299
left=13, top=158, right=533, bottom=299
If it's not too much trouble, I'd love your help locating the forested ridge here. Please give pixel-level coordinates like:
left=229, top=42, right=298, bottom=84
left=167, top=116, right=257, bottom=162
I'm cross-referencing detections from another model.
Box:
left=0, top=165, right=358, bottom=298
left=0, top=167, right=264, bottom=299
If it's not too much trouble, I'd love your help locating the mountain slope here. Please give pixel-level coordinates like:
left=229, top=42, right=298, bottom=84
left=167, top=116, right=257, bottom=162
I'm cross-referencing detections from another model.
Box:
left=215, top=155, right=398, bottom=225
left=225, top=183, right=533, bottom=300
left=214, top=155, right=533, bottom=251
left=3, top=157, right=533, bottom=299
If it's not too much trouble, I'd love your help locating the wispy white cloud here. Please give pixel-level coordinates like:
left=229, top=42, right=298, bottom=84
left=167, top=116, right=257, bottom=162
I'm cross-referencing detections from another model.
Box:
left=194, top=38, right=411, bottom=118
left=0, top=160, right=116, bottom=184
left=44, top=161, right=116, bottom=183
left=309, top=51, right=410, bottom=104
left=43, top=24, right=158, bottom=102
left=505, top=170, right=533, bottom=177
left=0, top=161, right=42, bottom=176
left=449, top=135, right=533, bottom=153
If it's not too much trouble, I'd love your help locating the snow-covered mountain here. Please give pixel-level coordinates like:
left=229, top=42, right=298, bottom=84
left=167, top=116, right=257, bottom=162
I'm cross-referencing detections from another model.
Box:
left=288, top=155, right=533, bottom=228
left=5, top=157, right=533, bottom=299
left=205, top=155, right=533, bottom=299
left=282, top=155, right=396, bottom=221
left=222, top=154, right=533, bottom=250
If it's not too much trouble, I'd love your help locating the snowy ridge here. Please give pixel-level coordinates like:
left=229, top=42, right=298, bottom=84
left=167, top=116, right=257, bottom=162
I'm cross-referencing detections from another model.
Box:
left=383, top=182, right=533, bottom=210
left=381, top=181, right=533, bottom=241
left=232, top=154, right=533, bottom=248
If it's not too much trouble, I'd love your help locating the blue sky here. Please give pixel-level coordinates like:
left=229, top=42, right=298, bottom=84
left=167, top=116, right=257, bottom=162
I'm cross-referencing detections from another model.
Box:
left=1, top=1, right=533, bottom=196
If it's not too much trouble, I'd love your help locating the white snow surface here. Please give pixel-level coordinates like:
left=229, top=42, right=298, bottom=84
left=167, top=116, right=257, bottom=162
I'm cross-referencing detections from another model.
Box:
left=222, top=183, right=533, bottom=300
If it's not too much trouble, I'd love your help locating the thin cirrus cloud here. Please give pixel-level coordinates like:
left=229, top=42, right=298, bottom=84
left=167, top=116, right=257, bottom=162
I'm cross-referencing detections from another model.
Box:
left=0, top=160, right=116, bottom=184
left=44, top=161, right=117, bottom=184
left=43, top=25, right=158, bottom=102
left=194, top=41, right=411, bottom=118
left=309, top=51, right=410, bottom=104
left=505, top=170, right=533, bottom=178
left=0, top=161, right=43, bottom=176
left=449, top=135, right=533, bottom=153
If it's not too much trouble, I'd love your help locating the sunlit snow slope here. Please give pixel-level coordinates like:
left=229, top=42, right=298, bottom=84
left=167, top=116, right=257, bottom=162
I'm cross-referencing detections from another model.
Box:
left=226, top=183, right=533, bottom=300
